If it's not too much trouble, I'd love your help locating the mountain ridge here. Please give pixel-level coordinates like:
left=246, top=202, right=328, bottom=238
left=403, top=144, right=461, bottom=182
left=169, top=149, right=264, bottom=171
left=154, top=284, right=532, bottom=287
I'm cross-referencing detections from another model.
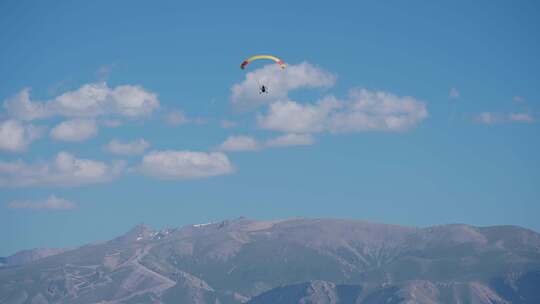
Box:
left=1, top=217, right=540, bottom=303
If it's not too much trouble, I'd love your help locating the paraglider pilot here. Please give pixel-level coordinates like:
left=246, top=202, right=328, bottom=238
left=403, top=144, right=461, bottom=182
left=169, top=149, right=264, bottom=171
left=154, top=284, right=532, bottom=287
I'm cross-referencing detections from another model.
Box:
left=259, top=85, right=268, bottom=94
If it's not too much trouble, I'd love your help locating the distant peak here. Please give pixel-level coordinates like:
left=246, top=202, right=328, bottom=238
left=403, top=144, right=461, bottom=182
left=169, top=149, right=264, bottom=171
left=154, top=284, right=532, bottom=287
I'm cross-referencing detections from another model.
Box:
left=112, top=223, right=155, bottom=243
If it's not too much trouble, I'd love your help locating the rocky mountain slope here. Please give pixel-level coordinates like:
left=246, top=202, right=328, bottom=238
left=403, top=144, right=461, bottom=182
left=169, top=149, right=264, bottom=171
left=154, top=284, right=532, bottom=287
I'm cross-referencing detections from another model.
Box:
left=1, top=217, right=540, bottom=303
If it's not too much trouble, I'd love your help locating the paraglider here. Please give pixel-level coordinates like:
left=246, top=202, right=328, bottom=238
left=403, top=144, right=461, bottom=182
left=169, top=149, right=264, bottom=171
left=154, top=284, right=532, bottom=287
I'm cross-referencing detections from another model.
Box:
left=240, top=55, right=286, bottom=94
left=240, top=55, right=287, bottom=70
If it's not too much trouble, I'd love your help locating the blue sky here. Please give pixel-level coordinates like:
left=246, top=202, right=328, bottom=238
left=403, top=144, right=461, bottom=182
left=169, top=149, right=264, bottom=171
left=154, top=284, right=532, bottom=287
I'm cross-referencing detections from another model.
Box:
left=1, top=0, right=539, bottom=256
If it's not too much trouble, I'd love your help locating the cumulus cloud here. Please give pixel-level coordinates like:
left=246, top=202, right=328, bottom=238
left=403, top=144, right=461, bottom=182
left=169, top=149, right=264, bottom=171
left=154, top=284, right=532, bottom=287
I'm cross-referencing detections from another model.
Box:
left=0, top=151, right=125, bottom=187
left=257, top=89, right=428, bottom=133
left=8, top=195, right=76, bottom=210
left=265, top=133, right=315, bottom=148
left=3, top=89, right=48, bottom=121
left=3, top=83, right=159, bottom=121
left=449, top=87, right=460, bottom=99
left=50, top=119, right=98, bottom=142
left=329, top=89, right=428, bottom=132
left=257, top=97, right=340, bottom=133
left=105, top=138, right=150, bottom=155
left=218, top=135, right=260, bottom=152
left=0, top=119, right=43, bottom=152
left=139, top=150, right=234, bottom=180
left=231, top=62, right=336, bottom=109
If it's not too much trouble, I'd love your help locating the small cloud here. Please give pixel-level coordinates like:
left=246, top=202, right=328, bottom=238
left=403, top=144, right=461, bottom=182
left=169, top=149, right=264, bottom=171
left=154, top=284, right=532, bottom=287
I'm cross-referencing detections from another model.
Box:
left=105, top=138, right=150, bottom=155
left=474, top=112, right=499, bottom=125
left=0, top=119, right=44, bottom=153
left=266, top=133, right=315, bottom=148
left=474, top=112, right=534, bottom=125
left=8, top=195, right=76, bottom=210
left=0, top=151, right=125, bottom=187
left=449, top=87, right=460, bottom=99
left=163, top=110, right=189, bottom=126
left=50, top=119, right=98, bottom=142
left=221, top=119, right=238, bottom=129
left=509, top=113, right=533, bottom=123
left=218, top=133, right=315, bottom=152
left=139, top=150, right=234, bottom=180
left=218, top=135, right=260, bottom=152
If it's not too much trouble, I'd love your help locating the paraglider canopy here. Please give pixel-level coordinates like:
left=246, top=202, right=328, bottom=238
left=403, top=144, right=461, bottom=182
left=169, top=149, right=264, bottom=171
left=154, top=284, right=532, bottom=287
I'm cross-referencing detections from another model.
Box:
left=240, top=55, right=287, bottom=70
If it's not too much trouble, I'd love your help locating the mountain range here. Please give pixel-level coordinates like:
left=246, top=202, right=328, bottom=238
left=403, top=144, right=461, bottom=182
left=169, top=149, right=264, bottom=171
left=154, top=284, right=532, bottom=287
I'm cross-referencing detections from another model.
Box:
left=1, top=217, right=540, bottom=303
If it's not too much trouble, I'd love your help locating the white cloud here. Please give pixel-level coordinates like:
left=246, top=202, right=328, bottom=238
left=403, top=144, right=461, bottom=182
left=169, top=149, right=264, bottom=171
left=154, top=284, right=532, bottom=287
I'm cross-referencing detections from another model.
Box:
left=0, top=151, right=125, bottom=187
left=328, top=89, right=428, bottom=132
left=50, top=119, right=97, bottom=142
left=474, top=112, right=500, bottom=125
left=257, top=89, right=428, bottom=133
left=163, top=110, right=189, bottom=126
left=218, top=133, right=315, bottom=152
left=3, top=83, right=159, bottom=121
left=0, top=120, right=43, bottom=152
left=220, top=119, right=238, bottom=129
left=105, top=138, right=150, bottom=155
left=449, top=87, right=460, bottom=99
left=163, top=110, right=207, bottom=126
left=474, top=112, right=534, bottom=124
left=509, top=113, right=534, bottom=123
left=231, top=62, right=336, bottom=109
left=257, top=97, right=340, bottom=133
left=8, top=195, right=75, bottom=210
left=139, top=150, right=234, bottom=180
left=3, top=89, right=48, bottom=121
left=265, top=133, right=315, bottom=148
left=218, top=135, right=260, bottom=152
